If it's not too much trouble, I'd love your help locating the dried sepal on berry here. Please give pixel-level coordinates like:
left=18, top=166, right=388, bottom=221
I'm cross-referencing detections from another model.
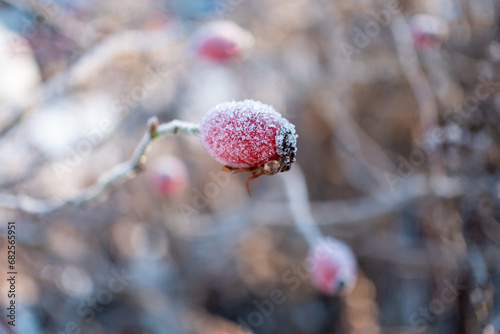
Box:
left=199, top=99, right=297, bottom=195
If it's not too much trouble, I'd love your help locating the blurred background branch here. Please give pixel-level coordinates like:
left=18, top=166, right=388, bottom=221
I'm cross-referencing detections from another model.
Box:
left=0, top=0, right=499, bottom=333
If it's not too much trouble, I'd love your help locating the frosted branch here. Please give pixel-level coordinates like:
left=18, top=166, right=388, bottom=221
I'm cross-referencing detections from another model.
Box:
left=0, top=118, right=199, bottom=216
left=280, top=164, right=324, bottom=245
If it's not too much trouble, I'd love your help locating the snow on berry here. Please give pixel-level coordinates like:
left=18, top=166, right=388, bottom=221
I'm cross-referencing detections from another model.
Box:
left=199, top=99, right=297, bottom=194
left=200, top=99, right=297, bottom=166
left=149, top=155, right=188, bottom=196
left=307, top=238, right=357, bottom=295
left=191, top=20, right=254, bottom=62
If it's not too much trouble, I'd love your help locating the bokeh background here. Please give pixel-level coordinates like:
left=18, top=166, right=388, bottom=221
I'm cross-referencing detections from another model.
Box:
left=1, top=0, right=500, bottom=333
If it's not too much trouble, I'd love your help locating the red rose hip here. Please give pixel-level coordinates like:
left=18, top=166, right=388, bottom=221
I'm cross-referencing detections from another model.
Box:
left=149, top=156, right=188, bottom=197
left=199, top=99, right=297, bottom=194
left=308, top=238, right=358, bottom=295
left=410, top=14, right=449, bottom=51
left=192, top=20, right=254, bottom=62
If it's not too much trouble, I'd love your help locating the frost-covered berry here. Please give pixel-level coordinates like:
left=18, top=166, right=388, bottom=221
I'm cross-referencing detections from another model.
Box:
left=192, top=20, right=254, bottom=61
left=308, top=238, right=357, bottom=295
left=199, top=99, right=297, bottom=194
left=410, top=14, right=449, bottom=51
left=149, top=156, right=188, bottom=196
left=200, top=100, right=297, bottom=167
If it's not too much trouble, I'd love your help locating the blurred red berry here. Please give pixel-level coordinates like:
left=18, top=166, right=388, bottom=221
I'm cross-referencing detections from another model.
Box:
left=150, top=156, right=188, bottom=196
left=410, top=14, right=449, bottom=51
left=192, top=20, right=254, bottom=62
left=199, top=100, right=297, bottom=194
left=308, top=238, right=357, bottom=295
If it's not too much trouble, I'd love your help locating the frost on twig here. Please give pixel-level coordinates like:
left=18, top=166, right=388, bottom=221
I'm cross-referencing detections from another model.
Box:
left=0, top=118, right=199, bottom=216
left=280, top=164, right=323, bottom=245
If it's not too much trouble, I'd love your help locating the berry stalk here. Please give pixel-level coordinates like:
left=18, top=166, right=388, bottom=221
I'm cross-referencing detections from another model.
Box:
left=280, top=165, right=358, bottom=295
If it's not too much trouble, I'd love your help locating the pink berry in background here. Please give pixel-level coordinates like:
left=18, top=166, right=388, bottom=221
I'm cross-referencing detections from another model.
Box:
left=192, top=20, right=254, bottom=61
left=308, top=238, right=357, bottom=295
left=410, top=14, right=449, bottom=51
left=150, top=156, right=188, bottom=196
left=199, top=100, right=297, bottom=194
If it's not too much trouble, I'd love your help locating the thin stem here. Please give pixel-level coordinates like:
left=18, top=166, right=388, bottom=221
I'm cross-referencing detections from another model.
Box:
left=0, top=118, right=199, bottom=216
left=389, top=15, right=442, bottom=174
left=280, top=164, right=324, bottom=246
